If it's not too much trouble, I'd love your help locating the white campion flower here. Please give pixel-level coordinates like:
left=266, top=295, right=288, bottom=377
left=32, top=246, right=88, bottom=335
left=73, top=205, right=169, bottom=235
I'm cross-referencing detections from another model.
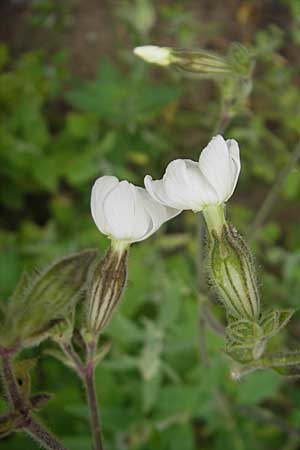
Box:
left=91, top=176, right=180, bottom=248
left=144, top=135, right=240, bottom=213
left=133, top=45, right=172, bottom=66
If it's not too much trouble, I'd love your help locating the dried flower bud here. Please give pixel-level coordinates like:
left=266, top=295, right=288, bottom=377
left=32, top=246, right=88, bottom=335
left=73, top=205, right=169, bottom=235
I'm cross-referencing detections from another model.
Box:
left=86, top=244, right=128, bottom=336
left=208, top=222, right=260, bottom=320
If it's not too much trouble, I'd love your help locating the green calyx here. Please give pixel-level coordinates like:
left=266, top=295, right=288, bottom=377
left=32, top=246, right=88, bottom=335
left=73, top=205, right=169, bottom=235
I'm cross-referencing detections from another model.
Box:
left=86, top=245, right=129, bottom=338
left=2, top=249, right=97, bottom=349
left=208, top=221, right=260, bottom=321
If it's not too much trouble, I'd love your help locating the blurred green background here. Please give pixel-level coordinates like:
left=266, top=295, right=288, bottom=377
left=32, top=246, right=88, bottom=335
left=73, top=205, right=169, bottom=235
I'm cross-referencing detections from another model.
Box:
left=1, top=0, right=300, bottom=449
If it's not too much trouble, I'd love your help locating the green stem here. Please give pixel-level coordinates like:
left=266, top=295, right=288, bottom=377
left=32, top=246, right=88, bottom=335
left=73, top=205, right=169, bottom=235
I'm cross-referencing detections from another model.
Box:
left=61, top=341, right=105, bottom=450
left=202, top=204, right=226, bottom=237
left=84, top=343, right=104, bottom=450
left=231, top=350, right=300, bottom=381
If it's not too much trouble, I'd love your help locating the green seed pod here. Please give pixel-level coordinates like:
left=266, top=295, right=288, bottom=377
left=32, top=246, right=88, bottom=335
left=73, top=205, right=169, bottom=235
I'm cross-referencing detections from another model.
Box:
left=209, top=223, right=260, bottom=320
left=3, top=249, right=97, bottom=349
left=86, top=246, right=128, bottom=337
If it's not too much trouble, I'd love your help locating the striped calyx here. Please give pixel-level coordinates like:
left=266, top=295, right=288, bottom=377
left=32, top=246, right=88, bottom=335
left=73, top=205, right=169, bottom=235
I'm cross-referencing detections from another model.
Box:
left=86, top=246, right=128, bottom=336
left=209, top=223, right=260, bottom=320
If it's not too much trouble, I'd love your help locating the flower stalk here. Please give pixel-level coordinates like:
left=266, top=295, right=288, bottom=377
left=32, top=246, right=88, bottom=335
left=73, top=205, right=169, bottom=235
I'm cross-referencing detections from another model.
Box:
left=84, top=342, right=104, bottom=450
left=60, top=340, right=105, bottom=450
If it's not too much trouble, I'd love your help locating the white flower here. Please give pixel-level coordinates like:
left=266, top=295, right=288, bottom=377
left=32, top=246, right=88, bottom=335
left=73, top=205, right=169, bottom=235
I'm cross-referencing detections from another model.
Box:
left=133, top=45, right=172, bottom=66
left=91, top=176, right=180, bottom=245
left=144, top=135, right=240, bottom=212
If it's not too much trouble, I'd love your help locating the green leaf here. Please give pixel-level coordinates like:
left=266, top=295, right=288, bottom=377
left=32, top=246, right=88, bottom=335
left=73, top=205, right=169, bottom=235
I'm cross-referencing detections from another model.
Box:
left=235, top=371, right=281, bottom=405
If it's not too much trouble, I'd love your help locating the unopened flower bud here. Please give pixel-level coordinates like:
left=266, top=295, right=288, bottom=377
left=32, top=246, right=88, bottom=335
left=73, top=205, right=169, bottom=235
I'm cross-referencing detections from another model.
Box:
left=86, top=243, right=128, bottom=336
left=3, top=250, right=97, bottom=349
left=208, top=222, right=260, bottom=320
left=134, top=45, right=231, bottom=76
left=134, top=45, right=172, bottom=66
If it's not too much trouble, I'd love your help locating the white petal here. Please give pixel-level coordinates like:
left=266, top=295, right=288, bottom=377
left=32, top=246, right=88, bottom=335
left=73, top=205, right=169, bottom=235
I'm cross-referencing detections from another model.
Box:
left=134, top=188, right=181, bottom=242
left=164, top=159, right=198, bottom=209
left=224, top=139, right=241, bottom=201
left=130, top=187, right=152, bottom=241
left=144, top=175, right=168, bottom=204
left=90, top=176, right=119, bottom=235
left=133, top=45, right=172, bottom=66
left=199, top=135, right=233, bottom=202
left=103, top=181, right=136, bottom=240
left=144, top=175, right=180, bottom=209
left=181, top=160, right=219, bottom=209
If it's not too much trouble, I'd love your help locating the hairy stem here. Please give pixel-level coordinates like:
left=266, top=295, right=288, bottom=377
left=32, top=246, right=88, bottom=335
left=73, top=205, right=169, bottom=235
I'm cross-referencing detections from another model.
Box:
left=24, top=416, right=69, bottom=450
left=84, top=343, right=104, bottom=450
left=1, top=352, right=23, bottom=411
left=61, top=342, right=84, bottom=377
left=0, top=352, right=69, bottom=450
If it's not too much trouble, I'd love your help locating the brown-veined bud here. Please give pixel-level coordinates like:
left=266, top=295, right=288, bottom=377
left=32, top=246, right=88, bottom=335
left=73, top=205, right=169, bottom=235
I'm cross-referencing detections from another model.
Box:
left=86, top=243, right=128, bottom=337
left=209, top=222, right=260, bottom=320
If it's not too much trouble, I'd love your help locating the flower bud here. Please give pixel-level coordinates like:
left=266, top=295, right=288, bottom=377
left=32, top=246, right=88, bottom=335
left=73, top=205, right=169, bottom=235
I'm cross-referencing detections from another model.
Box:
left=86, top=243, right=128, bottom=336
left=208, top=222, right=260, bottom=320
left=3, top=250, right=97, bottom=349
left=134, top=45, right=231, bottom=76
left=134, top=46, right=172, bottom=66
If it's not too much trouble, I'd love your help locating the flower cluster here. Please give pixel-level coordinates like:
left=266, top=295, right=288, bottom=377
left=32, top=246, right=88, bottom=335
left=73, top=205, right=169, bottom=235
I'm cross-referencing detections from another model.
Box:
left=88, top=134, right=246, bottom=333
left=91, top=135, right=240, bottom=247
left=89, top=134, right=262, bottom=334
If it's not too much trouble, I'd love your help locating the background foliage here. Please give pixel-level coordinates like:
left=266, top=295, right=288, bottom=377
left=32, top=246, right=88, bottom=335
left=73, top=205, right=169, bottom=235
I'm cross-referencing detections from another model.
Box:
left=1, top=1, right=300, bottom=449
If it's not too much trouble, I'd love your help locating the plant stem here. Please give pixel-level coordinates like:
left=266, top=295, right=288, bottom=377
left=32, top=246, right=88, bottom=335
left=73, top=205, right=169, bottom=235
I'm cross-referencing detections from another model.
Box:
left=84, top=343, right=104, bottom=450
left=0, top=352, right=69, bottom=450
left=61, top=341, right=105, bottom=450
left=24, top=416, right=69, bottom=450
left=61, top=342, right=85, bottom=377
left=1, top=351, right=23, bottom=411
